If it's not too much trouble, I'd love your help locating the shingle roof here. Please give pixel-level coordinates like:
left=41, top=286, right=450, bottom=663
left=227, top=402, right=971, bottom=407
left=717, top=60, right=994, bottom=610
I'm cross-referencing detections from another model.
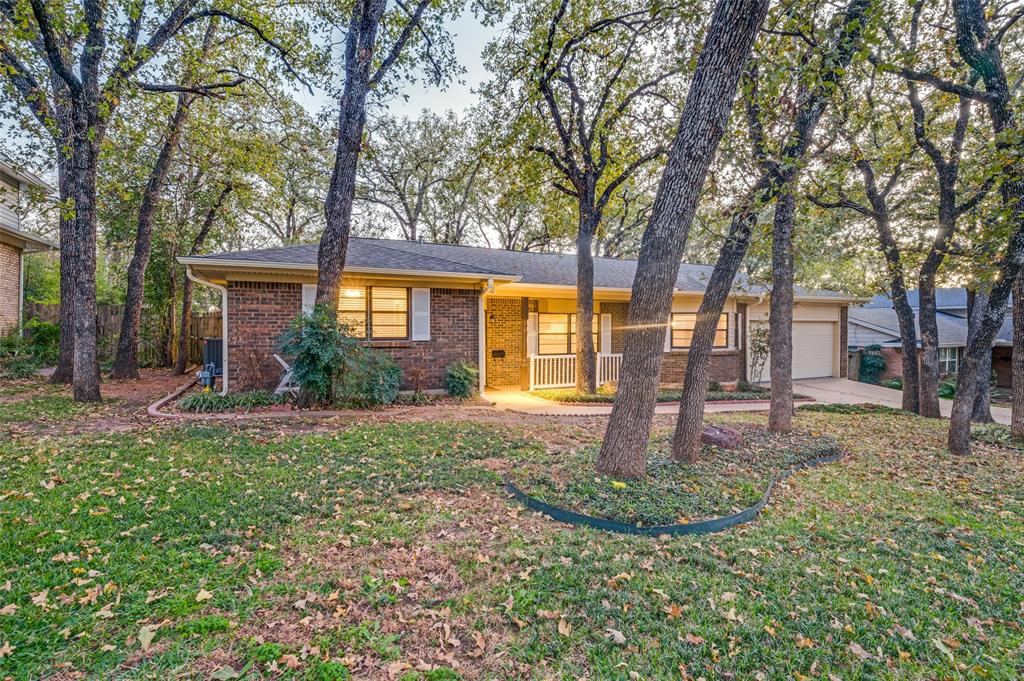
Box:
left=864, top=288, right=1013, bottom=311
left=191, top=237, right=851, bottom=298
left=848, top=307, right=1013, bottom=347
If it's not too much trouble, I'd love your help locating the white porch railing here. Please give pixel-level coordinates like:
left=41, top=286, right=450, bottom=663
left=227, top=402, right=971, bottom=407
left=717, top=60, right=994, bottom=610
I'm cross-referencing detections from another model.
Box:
left=529, top=353, right=623, bottom=390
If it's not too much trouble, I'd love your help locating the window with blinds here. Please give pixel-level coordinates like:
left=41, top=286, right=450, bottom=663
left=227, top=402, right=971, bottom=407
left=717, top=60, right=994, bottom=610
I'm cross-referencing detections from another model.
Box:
left=537, top=313, right=599, bottom=355
left=336, top=287, right=410, bottom=340
left=671, top=313, right=729, bottom=349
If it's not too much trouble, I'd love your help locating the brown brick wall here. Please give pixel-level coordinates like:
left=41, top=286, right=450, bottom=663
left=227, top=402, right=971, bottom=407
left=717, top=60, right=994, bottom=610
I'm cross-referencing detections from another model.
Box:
left=661, top=350, right=742, bottom=386
left=0, top=241, right=21, bottom=335
left=227, top=282, right=479, bottom=392
left=602, top=301, right=629, bottom=354
left=485, top=297, right=526, bottom=388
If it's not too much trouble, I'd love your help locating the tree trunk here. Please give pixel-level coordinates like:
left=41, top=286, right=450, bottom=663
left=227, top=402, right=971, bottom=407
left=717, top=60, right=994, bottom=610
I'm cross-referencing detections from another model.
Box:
left=967, top=290, right=993, bottom=423
left=576, top=200, right=598, bottom=394
left=671, top=192, right=764, bottom=462
left=174, top=184, right=231, bottom=375
left=111, top=95, right=191, bottom=379
left=671, top=0, right=871, bottom=462
left=917, top=275, right=942, bottom=417
left=947, top=0, right=1024, bottom=455
left=768, top=191, right=795, bottom=432
left=316, top=0, right=387, bottom=310
left=1012, top=275, right=1023, bottom=440
left=594, top=0, right=770, bottom=479
left=70, top=133, right=102, bottom=402
left=855, top=158, right=920, bottom=413
left=50, top=141, right=76, bottom=384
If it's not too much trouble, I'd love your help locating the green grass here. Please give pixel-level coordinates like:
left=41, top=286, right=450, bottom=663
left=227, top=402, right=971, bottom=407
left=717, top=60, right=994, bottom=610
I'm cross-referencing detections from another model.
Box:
left=515, top=425, right=841, bottom=525
left=0, top=394, right=99, bottom=423
left=531, top=387, right=794, bottom=403
left=0, top=398, right=1022, bottom=679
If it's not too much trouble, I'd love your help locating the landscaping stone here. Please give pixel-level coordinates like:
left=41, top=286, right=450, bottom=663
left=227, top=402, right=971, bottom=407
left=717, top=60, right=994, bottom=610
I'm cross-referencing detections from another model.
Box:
left=700, top=424, right=743, bottom=448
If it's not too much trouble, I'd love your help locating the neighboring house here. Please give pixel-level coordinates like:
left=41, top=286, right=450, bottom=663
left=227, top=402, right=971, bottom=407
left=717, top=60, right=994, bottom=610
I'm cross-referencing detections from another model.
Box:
left=0, top=157, right=56, bottom=336
left=848, top=289, right=1014, bottom=387
left=179, top=238, right=858, bottom=394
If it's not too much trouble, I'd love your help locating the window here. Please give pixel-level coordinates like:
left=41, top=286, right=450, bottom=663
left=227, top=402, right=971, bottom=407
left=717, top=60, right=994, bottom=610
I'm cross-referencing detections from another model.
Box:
left=338, top=287, right=367, bottom=337
left=938, top=346, right=960, bottom=374
left=671, top=313, right=729, bottom=349
left=336, top=287, right=409, bottom=340
left=537, top=313, right=599, bottom=355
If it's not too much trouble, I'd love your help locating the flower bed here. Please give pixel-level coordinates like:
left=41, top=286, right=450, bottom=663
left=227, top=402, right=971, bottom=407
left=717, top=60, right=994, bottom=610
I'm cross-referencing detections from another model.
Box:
left=513, top=425, right=841, bottom=526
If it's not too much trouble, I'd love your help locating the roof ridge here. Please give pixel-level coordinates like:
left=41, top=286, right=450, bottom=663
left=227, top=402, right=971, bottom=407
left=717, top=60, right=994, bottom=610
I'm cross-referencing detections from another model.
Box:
left=361, top=238, right=511, bottom=276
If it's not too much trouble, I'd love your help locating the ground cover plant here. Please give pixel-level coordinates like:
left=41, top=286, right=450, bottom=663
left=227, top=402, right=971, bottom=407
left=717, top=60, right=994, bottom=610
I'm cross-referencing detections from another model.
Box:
left=514, top=425, right=842, bottom=525
left=0, top=394, right=1021, bottom=679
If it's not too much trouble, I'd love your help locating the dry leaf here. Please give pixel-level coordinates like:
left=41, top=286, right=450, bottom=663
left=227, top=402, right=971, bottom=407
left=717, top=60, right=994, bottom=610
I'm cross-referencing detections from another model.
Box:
left=605, top=628, right=626, bottom=645
left=848, top=642, right=873, bottom=660
left=558, top=619, right=572, bottom=637
left=195, top=589, right=213, bottom=602
left=683, top=633, right=705, bottom=645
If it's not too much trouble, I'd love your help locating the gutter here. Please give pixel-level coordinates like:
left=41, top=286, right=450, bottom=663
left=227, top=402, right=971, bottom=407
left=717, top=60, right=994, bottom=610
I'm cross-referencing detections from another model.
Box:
left=186, top=265, right=229, bottom=395
left=177, top=256, right=520, bottom=284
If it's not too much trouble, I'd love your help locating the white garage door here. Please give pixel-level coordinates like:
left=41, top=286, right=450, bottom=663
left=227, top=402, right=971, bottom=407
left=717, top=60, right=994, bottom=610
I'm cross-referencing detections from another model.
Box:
left=754, top=321, right=835, bottom=382
left=792, top=322, right=835, bottom=379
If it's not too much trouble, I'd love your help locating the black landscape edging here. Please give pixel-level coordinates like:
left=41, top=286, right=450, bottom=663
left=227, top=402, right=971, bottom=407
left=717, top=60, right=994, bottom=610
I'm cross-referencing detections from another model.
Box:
left=504, top=450, right=845, bottom=537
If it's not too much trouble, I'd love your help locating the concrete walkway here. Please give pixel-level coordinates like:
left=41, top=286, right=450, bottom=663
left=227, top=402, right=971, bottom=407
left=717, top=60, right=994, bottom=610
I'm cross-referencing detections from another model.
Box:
left=486, top=378, right=1012, bottom=425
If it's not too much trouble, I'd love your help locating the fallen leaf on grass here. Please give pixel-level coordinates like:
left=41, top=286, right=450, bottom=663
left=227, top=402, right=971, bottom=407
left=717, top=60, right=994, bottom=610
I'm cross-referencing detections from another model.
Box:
left=139, top=624, right=162, bottom=651
left=195, top=589, right=213, bottom=602
left=891, top=624, right=916, bottom=641
left=0, top=641, right=13, bottom=658
left=210, top=667, right=239, bottom=680
left=664, top=603, right=684, bottom=619
left=605, top=628, right=626, bottom=645
left=0, top=604, right=16, bottom=616
left=682, top=633, right=705, bottom=645
left=558, top=619, right=572, bottom=637
left=795, top=634, right=815, bottom=649
left=848, top=642, right=873, bottom=660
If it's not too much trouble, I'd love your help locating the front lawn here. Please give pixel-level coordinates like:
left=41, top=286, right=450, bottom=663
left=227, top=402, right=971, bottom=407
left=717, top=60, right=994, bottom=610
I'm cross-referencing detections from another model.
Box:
left=1, top=401, right=1022, bottom=679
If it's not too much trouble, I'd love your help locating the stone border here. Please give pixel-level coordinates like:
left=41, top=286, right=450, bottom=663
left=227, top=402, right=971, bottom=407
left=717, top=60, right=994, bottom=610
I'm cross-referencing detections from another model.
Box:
left=504, top=449, right=844, bottom=536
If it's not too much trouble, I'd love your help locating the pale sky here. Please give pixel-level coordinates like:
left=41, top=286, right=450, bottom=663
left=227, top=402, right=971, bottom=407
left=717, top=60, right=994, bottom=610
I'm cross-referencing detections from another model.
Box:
left=296, top=10, right=501, bottom=121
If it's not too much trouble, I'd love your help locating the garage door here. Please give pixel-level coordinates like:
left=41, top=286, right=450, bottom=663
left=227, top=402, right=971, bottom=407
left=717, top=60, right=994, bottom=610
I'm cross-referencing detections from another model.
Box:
left=792, top=322, right=835, bottom=379
left=754, top=321, right=835, bottom=382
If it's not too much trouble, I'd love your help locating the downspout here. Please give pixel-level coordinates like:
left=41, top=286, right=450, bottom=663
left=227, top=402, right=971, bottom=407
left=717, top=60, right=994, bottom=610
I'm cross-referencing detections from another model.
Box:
left=185, top=265, right=229, bottom=395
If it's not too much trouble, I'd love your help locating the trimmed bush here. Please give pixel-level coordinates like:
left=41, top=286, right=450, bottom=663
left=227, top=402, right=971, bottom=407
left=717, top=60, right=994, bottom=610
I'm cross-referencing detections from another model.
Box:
left=178, top=390, right=279, bottom=413
left=336, top=352, right=402, bottom=407
left=857, top=344, right=887, bottom=384
left=444, top=361, right=478, bottom=398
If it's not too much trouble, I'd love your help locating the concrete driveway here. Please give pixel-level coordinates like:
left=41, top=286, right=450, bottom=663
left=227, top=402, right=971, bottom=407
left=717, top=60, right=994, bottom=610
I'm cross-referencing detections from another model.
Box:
left=792, top=378, right=1012, bottom=425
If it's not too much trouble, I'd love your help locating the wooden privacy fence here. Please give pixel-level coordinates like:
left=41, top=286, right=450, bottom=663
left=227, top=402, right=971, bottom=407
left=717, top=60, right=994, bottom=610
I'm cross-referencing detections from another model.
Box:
left=24, top=302, right=222, bottom=368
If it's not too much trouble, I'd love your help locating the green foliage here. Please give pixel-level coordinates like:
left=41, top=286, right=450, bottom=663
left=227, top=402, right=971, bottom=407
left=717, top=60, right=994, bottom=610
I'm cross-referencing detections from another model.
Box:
left=858, top=345, right=887, bottom=384
left=707, top=380, right=724, bottom=392
left=177, top=390, right=280, bottom=413
left=308, top=660, right=352, bottom=681
left=882, top=377, right=903, bottom=390
left=278, top=306, right=360, bottom=406
left=938, top=376, right=958, bottom=399
left=971, top=423, right=1022, bottom=449
left=444, top=360, right=479, bottom=398
left=178, top=615, right=232, bottom=636
left=0, top=325, right=57, bottom=379
left=399, top=669, right=463, bottom=681
left=336, top=351, right=403, bottom=408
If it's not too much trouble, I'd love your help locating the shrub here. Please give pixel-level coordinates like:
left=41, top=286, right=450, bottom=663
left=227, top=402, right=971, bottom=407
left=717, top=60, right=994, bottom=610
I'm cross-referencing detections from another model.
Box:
left=25, top=319, right=59, bottom=363
left=336, top=351, right=402, bottom=407
left=882, top=377, right=903, bottom=390
left=971, top=423, right=1022, bottom=449
left=857, top=344, right=887, bottom=384
left=0, top=333, right=38, bottom=379
left=938, top=376, right=957, bottom=399
left=444, top=361, right=478, bottom=398
left=278, top=306, right=360, bottom=406
left=798, top=402, right=907, bottom=416
left=707, top=380, right=723, bottom=392
left=736, top=379, right=757, bottom=392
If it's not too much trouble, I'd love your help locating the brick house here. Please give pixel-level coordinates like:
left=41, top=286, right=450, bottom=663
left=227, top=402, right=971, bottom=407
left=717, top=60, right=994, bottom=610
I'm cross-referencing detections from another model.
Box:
left=179, top=238, right=857, bottom=394
left=848, top=289, right=1014, bottom=388
left=0, top=158, right=56, bottom=336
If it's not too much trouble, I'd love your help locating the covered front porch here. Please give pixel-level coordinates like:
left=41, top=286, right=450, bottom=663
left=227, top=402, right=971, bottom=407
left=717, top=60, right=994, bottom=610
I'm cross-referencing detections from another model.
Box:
left=481, top=293, right=745, bottom=391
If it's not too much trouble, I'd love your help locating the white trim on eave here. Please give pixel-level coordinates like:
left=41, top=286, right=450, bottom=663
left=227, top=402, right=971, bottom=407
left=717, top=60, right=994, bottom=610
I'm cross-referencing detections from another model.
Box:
left=177, top=256, right=520, bottom=283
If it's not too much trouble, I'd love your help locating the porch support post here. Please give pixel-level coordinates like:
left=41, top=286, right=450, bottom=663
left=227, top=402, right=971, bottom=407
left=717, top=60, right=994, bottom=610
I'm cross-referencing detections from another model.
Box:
left=478, top=291, right=487, bottom=395
left=520, top=297, right=531, bottom=391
